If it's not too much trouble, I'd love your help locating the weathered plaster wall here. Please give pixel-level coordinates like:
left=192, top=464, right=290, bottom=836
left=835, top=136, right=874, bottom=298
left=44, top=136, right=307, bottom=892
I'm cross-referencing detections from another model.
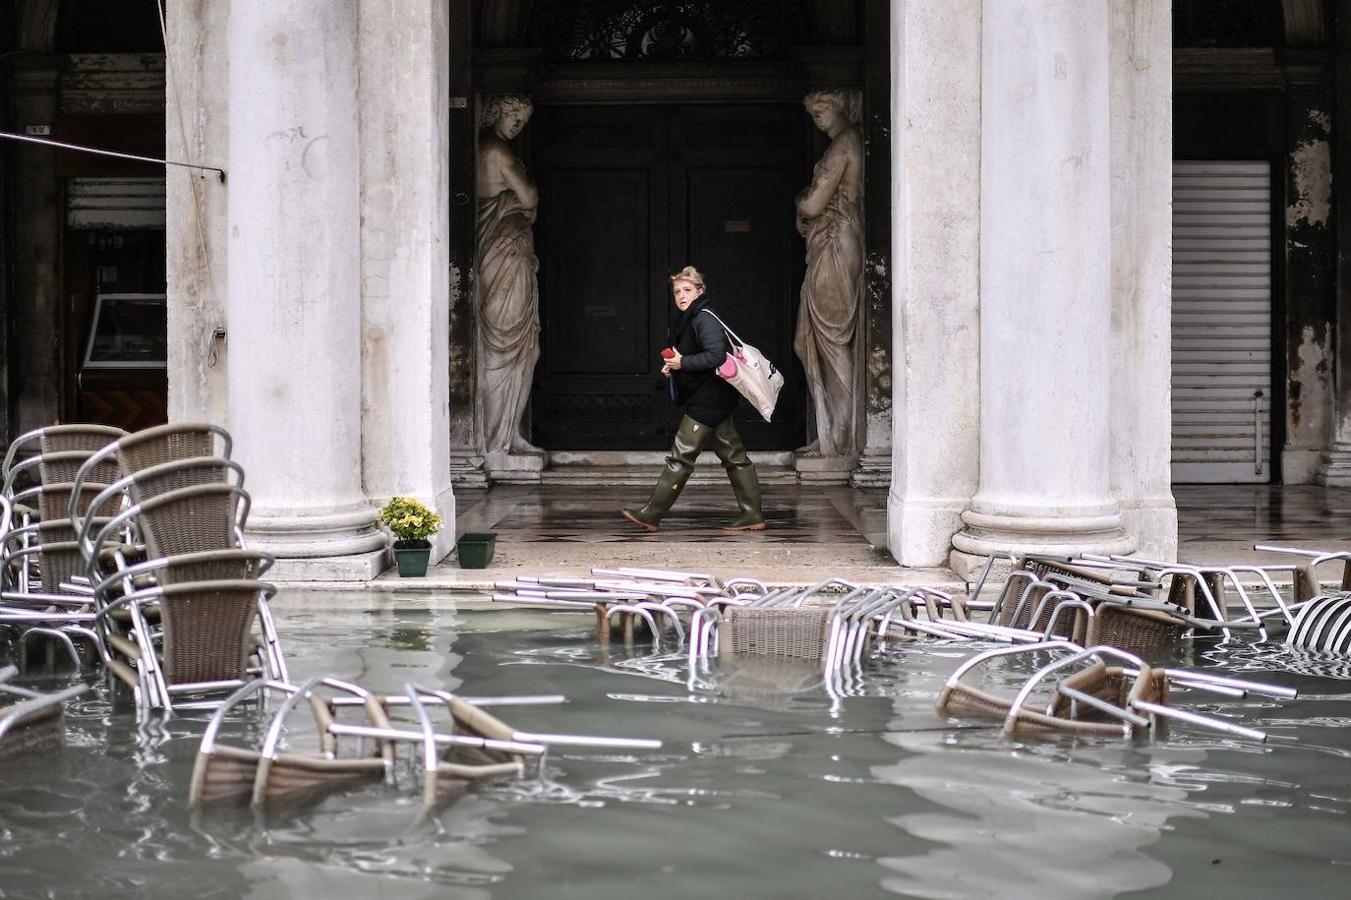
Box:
left=1283, top=96, right=1335, bottom=483
left=165, top=0, right=229, bottom=426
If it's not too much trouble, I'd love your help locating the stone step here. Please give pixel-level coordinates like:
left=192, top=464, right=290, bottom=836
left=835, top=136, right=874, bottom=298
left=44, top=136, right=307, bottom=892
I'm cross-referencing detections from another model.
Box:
left=539, top=464, right=800, bottom=486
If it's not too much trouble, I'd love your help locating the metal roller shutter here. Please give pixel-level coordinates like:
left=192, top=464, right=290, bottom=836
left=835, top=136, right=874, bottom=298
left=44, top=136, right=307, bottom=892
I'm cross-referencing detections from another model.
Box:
left=66, top=177, right=166, bottom=230
left=1171, top=160, right=1272, bottom=483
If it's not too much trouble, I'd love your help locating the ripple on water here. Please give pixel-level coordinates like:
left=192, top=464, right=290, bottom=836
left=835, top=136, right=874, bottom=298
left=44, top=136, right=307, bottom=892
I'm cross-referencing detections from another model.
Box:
left=4, top=610, right=1351, bottom=898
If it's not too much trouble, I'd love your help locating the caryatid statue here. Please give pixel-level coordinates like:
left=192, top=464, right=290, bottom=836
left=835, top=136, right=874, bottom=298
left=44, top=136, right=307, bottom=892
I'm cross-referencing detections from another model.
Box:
left=476, top=94, right=542, bottom=457
left=794, top=89, right=864, bottom=459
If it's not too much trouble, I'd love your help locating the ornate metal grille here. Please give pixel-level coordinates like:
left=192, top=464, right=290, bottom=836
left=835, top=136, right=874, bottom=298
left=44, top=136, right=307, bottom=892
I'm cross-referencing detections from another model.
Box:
left=533, top=0, right=807, bottom=62
left=1173, top=0, right=1284, bottom=48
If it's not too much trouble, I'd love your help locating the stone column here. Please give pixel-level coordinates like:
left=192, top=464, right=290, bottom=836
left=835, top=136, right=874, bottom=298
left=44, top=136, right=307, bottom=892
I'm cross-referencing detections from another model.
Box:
left=885, top=0, right=982, bottom=566
left=227, top=0, right=385, bottom=578
left=357, top=0, right=456, bottom=564
left=950, top=0, right=1133, bottom=573
left=166, top=0, right=229, bottom=425
left=1320, top=6, right=1351, bottom=485
left=1108, top=0, right=1177, bottom=559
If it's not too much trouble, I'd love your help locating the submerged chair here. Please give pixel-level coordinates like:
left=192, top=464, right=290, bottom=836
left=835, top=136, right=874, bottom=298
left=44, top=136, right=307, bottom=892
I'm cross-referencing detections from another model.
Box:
left=190, top=677, right=398, bottom=811
left=937, top=641, right=1293, bottom=741
left=0, top=664, right=89, bottom=761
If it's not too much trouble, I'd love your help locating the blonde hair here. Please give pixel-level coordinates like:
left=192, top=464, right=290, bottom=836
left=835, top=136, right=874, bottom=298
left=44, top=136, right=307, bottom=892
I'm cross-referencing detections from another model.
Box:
left=669, top=265, right=706, bottom=290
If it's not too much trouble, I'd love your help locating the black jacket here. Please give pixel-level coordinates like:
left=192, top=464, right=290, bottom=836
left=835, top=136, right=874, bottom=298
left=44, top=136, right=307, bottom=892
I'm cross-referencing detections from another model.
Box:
left=668, top=295, right=741, bottom=427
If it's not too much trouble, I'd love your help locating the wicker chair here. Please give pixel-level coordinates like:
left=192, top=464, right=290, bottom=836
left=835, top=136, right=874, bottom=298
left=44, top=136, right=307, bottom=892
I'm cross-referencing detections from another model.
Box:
left=189, top=677, right=397, bottom=812
left=397, top=684, right=530, bottom=815
left=2, top=424, right=126, bottom=483
left=991, top=556, right=1198, bottom=657
left=89, top=549, right=286, bottom=685
left=938, top=642, right=1280, bottom=741
left=719, top=606, right=834, bottom=661
left=96, top=578, right=280, bottom=712
left=82, top=483, right=250, bottom=579
left=0, top=665, right=89, bottom=761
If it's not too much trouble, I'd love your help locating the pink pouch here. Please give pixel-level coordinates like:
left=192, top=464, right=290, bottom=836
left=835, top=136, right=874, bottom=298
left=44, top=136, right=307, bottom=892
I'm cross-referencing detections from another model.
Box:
left=716, top=354, right=739, bottom=379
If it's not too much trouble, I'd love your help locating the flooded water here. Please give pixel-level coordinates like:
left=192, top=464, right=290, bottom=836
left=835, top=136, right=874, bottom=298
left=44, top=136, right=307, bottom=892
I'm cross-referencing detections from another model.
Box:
left=2, top=606, right=1350, bottom=899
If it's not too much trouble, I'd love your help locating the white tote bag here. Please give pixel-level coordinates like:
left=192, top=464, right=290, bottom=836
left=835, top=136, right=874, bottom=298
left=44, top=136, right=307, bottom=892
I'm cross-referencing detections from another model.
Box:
left=701, top=310, right=785, bottom=423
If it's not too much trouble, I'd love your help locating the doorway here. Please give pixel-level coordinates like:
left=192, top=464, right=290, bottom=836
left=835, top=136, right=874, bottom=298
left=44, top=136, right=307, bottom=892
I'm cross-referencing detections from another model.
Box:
left=529, top=103, right=809, bottom=451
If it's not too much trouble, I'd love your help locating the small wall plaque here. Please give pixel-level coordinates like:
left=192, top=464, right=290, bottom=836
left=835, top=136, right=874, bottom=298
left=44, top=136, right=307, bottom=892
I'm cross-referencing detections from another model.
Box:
left=25, top=124, right=51, bottom=136
left=724, top=220, right=751, bottom=233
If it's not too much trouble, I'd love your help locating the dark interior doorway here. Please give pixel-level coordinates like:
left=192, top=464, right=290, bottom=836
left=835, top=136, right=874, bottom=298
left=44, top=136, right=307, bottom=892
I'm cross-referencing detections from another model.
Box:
left=530, top=102, right=809, bottom=450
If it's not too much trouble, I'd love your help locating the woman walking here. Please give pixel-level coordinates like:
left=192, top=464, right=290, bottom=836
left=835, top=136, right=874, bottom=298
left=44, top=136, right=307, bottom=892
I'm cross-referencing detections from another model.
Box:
left=621, top=266, right=766, bottom=532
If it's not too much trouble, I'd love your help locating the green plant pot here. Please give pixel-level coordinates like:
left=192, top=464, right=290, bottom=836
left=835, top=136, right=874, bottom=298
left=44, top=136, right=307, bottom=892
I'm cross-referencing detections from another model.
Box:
left=456, top=532, right=497, bottom=569
left=394, top=544, right=431, bottom=577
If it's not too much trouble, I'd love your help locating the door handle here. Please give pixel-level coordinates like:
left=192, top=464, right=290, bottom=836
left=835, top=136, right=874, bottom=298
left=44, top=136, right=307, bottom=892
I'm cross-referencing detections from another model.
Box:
left=1253, top=389, right=1265, bottom=476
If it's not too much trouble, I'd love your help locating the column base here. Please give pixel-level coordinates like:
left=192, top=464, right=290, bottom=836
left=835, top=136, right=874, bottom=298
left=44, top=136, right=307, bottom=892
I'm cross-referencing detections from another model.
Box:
left=244, top=502, right=387, bottom=581
left=795, top=453, right=858, bottom=484
left=1117, top=494, right=1178, bottom=562
left=1317, top=445, right=1351, bottom=486
left=949, top=504, right=1136, bottom=581
left=887, top=491, right=966, bottom=567
left=850, top=450, right=892, bottom=488
left=484, top=450, right=546, bottom=484
left=449, top=450, right=488, bottom=488
left=266, top=549, right=389, bottom=582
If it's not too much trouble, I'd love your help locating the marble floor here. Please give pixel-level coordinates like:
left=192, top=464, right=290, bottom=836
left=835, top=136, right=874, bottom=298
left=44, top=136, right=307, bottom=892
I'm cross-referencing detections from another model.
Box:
left=308, top=481, right=1351, bottom=601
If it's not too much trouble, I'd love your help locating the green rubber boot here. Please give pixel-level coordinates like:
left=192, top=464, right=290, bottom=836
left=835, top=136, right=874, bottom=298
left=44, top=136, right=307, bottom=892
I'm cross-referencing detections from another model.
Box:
left=621, top=416, right=713, bottom=530
left=711, top=418, right=765, bottom=532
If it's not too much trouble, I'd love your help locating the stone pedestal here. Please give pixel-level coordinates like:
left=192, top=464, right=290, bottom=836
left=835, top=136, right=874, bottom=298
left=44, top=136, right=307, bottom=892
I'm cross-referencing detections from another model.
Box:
left=484, top=450, right=546, bottom=484
left=1318, top=445, right=1351, bottom=486
left=227, top=0, right=385, bottom=578
left=950, top=0, right=1133, bottom=571
left=795, top=453, right=857, bottom=484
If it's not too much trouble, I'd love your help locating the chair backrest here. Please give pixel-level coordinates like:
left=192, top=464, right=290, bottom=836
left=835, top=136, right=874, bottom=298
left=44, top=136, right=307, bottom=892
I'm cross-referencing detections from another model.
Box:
left=32, top=482, right=121, bottom=524
left=720, top=607, right=833, bottom=660
left=3, top=424, right=125, bottom=483
left=115, top=423, right=232, bottom=478
left=37, top=451, right=120, bottom=489
left=137, top=484, right=250, bottom=559
left=95, top=549, right=274, bottom=598
left=36, top=539, right=87, bottom=595
left=125, top=457, right=245, bottom=507
left=88, top=483, right=249, bottom=566
left=157, top=580, right=270, bottom=686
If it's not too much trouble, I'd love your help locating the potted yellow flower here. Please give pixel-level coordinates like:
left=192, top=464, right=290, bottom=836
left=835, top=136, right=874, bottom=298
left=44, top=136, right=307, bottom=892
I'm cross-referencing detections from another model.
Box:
left=379, top=497, right=443, bottom=577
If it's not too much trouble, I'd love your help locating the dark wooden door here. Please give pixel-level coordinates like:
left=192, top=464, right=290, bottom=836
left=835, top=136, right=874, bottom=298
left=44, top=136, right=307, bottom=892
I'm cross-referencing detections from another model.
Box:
left=531, top=104, right=808, bottom=450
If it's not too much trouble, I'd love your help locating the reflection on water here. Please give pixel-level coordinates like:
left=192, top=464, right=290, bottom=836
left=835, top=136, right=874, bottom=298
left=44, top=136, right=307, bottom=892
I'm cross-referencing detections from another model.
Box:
left=874, top=731, right=1196, bottom=899
left=3, top=610, right=1351, bottom=898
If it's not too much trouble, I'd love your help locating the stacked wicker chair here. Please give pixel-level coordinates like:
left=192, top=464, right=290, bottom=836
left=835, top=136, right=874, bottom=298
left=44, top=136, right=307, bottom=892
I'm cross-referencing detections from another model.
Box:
left=0, top=425, right=128, bottom=668
left=62, top=422, right=289, bottom=713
